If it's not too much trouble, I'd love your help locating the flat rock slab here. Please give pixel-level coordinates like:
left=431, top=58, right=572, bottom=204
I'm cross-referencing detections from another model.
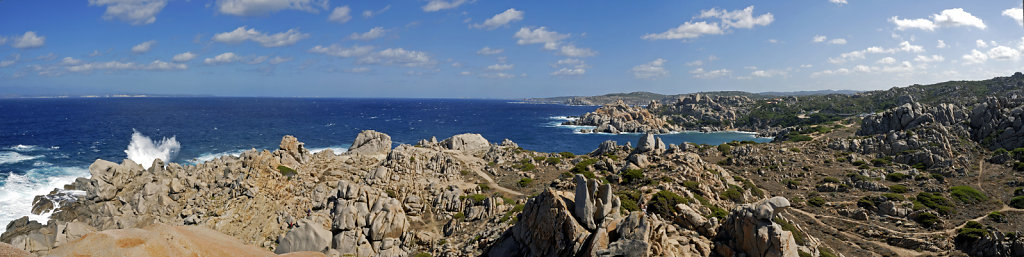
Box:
left=46, top=223, right=326, bottom=257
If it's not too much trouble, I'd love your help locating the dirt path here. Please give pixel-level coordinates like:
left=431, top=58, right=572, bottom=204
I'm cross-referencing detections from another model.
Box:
left=786, top=207, right=930, bottom=257
left=977, top=159, right=984, bottom=188
left=454, top=154, right=523, bottom=196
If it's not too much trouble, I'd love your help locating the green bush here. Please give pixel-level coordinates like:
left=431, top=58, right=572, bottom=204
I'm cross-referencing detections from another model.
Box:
left=682, top=180, right=701, bottom=194
left=452, top=212, right=465, bottom=220
left=851, top=160, right=866, bottom=166
left=956, top=221, right=988, bottom=242
left=822, top=177, right=841, bottom=184
left=646, top=190, right=689, bottom=218
left=818, top=247, right=837, bottom=257
left=788, top=135, right=813, bottom=142
left=571, top=158, right=598, bottom=174
left=478, top=183, right=491, bottom=192
left=914, top=212, right=940, bottom=228
left=988, top=211, right=1006, bottom=222
left=722, top=186, right=744, bottom=203
left=881, top=193, right=905, bottom=201
left=889, top=184, right=909, bottom=193
left=717, top=144, right=732, bottom=155
left=950, top=185, right=987, bottom=204
left=277, top=165, right=297, bottom=177
left=517, top=178, right=533, bottom=187
left=517, top=160, right=536, bottom=171
left=465, top=194, right=488, bottom=204
left=790, top=147, right=802, bottom=153
left=412, top=252, right=432, bottom=257
left=807, top=196, right=826, bottom=207
left=915, top=192, right=953, bottom=215
left=1009, top=196, right=1024, bottom=209
left=544, top=157, right=561, bottom=165
left=886, top=173, right=907, bottom=182
left=621, top=169, right=644, bottom=184
left=559, top=152, right=575, bottom=158
left=774, top=217, right=806, bottom=245
left=615, top=190, right=642, bottom=212
left=871, top=158, right=892, bottom=166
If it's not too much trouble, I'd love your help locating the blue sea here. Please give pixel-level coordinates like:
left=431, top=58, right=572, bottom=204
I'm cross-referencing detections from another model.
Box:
left=0, top=98, right=769, bottom=231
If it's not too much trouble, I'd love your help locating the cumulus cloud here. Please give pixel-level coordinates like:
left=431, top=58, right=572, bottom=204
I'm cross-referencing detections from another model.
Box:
left=976, top=39, right=989, bottom=48
left=358, top=48, right=435, bottom=67
left=891, top=8, right=986, bottom=31
left=348, top=27, right=387, bottom=40
left=812, top=35, right=846, bottom=44
left=67, top=60, right=186, bottom=72
left=962, top=49, right=988, bottom=65
left=813, top=35, right=827, bottom=43
left=216, top=0, right=328, bottom=16
left=550, top=58, right=588, bottom=76
left=828, top=41, right=923, bottom=64
left=1004, top=7, right=1024, bottom=27
left=476, top=47, right=503, bottom=55
left=937, top=40, right=947, bottom=48
left=12, top=31, right=45, bottom=49
left=60, top=57, right=83, bottom=65
left=172, top=52, right=197, bottom=62
left=363, top=5, right=390, bottom=18
left=829, top=0, right=847, bottom=5
left=515, top=27, right=570, bottom=50
left=559, top=44, right=596, bottom=57
left=473, top=8, right=523, bottom=30
left=486, top=63, right=514, bottom=71
left=749, top=69, right=787, bottom=78
left=88, top=0, right=167, bottom=25
left=631, top=58, right=668, bottom=79
left=645, top=6, right=770, bottom=41
left=309, top=44, right=375, bottom=58
left=914, top=55, right=945, bottom=63
left=213, top=26, right=309, bottom=47
left=268, top=56, right=293, bottom=64
left=988, top=46, right=1021, bottom=61
left=690, top=68, right=731, bottom=79
left=422, top=0, right=470, bottom=12
left=829, top=38, right=847, bottom=45
left=204, top=52, right=240, bottom=64
left=329, top=6, right=352, bottom=23
left=876, top=57, right=896, bottom=64
left=642, top=21, right=724, bottom=40
left=131, top=40, right=156, bottom=53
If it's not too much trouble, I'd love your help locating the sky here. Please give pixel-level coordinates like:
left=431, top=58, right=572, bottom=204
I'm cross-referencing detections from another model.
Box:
left=0, top=0, right=1023, bottom=98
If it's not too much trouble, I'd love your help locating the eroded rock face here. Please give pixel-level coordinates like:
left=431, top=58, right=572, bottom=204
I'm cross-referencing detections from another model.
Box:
left=275, top=219, right=331, bottom=254
left=564, top=100, right=677, bottom=134
left=47, top=223, right=324, bottom=257
left=347, top=130, right=393, bottom=155
left=442, top=133, right=491, bottom=155
left=715, top=196, right=798, bottom=257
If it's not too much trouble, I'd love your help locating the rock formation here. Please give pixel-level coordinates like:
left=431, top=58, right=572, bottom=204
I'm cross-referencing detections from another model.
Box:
left=564, top=100, right=678, bottom=134
left=714, top=197, right=799, bottom=257
left=347, top=130, right=392, bottom=155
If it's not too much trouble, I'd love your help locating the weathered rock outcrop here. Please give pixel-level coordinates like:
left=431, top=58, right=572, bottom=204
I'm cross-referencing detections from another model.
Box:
left=442, top=133, right=491, bottom=155
left=714, top=197, right=799, bottom=257
left=565, top=100, right=678, bottom=134
left=659, top=94, right=753, bottom=131
left=347, top=130, right=392, bottom=155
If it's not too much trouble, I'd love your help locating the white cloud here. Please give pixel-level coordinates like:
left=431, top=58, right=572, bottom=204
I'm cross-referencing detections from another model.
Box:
left=936, top=40, right=947, bottom=48
left=891, top=8, right=986, bottom=31
left=550, top=58, right=588, bottom=76
left=829, top=38, right=847, bottom=45
left=551, top=67, right=585, bottom=76
left=12, top=31, right=45, bottom=49
left=309, top=44, right=375, bottom=58
left=348, top=27, right=386, bottom=40
left=61, top=57, right=82, bottom=65
left=1004, top=8, right=1024, bottom=27
left=486, top=63, right=513, bottom=71
left=346, top=67, right=371, bottom=73
left=631, top=58, right=668, bottom=79
left=813, top=35, right=827, bottom=43
left=458, top=71, right=471, bottom=76
left=0, top=36, right=6, bottom=46
left=690, top=68, right=731, bottom=79
left=68, top=60, right=186, bottom=72
left=914, top=55, right=944, bottom=63
left=422, top=0, right=470, bottom=12
left=962, top=49, right=988, bottom=65
left=698, top=6, right=773, bottom=29
left=899, top=41, right=924, bottom=52
left=358, top=48, right=435, bottom=67
left=685, top=60, right=703, bottom=66
left=976, top=39, right=989, bottom=48
left=559, top=44, right=596, bottom=57
left=827, top=41, right=922, bottom=64
left=204, top=52, right=240, bottom=64
left=172, top=52, right=197, bottom=62
left=767, top=39, right=778, bottom=44
left=88, top=0, right=167, bottom=25
left=829, top=0, right=847, bottom=5
left=131, top=40, right=156, bottom=53
left=988, top=46, right=1021, bottom=60
left=476, top=47, right=503, bottom=55
left=479, top=72, right=518, bottom=79
left=643, top=21, right=723, bottom=40
left=216, top=0, right=328, bottom=16
left=212, top=26, right=309, bottom=47
left=876, top=57, right=896, bottom=64
left=328, top=6, right=352, bottom=23
left=363, top=5, right=390, bottom=18
left=473, top=8, right=523, bottom=30
left=268, top=56, right=292, bottom=64
left=0, top=54, right=19, bottom=68
left=515, top=27, right=570, bottom=50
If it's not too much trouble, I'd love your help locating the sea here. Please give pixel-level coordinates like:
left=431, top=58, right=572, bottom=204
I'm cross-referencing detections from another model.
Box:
left=0, top=97, right=770, bottom=232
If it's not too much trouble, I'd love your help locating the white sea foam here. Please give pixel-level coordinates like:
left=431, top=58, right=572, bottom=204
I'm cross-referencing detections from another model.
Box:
left=188, top=149, right=248, bottom=165
left=0, top=151, right=43, bottom=165
left=8, top=145, right=40, bottom=151
left=125, top=130, right=181, bottom=169
left=0, top=166, right=89, bottom=233
left=309, top=145, right=350, bottom=155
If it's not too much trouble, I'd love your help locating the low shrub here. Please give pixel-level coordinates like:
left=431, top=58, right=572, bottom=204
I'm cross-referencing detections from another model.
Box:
left=621, top=169, right=644, bottom=184
left=955, top=221, right=988, bottom=242
left=889, top=184, right=909, bottom=193
left=544, top=157, right=561, bottom=165
left=646, top=190, right=689, bottom=218
left=1009, top=195, right=1024, bottom=209
left=277, top=165, right=297, bottom=177
left=615, top=190, right=642, bottom=212
left=558, top=152, right=575, bottom=158
left=722, top=186, right=744, bottom=203
left=807, top=196, right=826, bottom=207
left=915, top=192, right=953, bottom=215
left=788, top=135, right=813, bottom=142
left=517, top=178, right=533, bottom=187
left=950, top=185, right=987, bottom=204
left=886, top=173, right=907, bottom=182
left=989, top=211, right=1006, bottom=222
left=914, top=212, right=940, bottom=228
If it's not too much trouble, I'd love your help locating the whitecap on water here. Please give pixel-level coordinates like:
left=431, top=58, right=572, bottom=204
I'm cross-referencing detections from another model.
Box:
left=308, top=145, right=350, bottom=155
left=124, top=130, right=181, bottom=169
left=187, top=149, right=249, bottom=165
left=0, top=151, right=43, bottom=165
left=0, top=166, right=89, bottom=233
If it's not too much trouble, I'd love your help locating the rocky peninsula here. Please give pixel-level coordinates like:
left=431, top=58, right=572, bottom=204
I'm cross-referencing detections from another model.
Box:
left=6, top=73, right=1024, bottom=256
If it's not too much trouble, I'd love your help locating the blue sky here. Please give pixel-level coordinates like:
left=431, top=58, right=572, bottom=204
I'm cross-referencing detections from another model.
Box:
left=0, top=0, right=1022, bottom=98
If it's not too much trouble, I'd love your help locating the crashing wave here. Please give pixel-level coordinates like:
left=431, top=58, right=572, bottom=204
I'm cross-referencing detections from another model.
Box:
left=124, top=130, right=181, bottom=169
